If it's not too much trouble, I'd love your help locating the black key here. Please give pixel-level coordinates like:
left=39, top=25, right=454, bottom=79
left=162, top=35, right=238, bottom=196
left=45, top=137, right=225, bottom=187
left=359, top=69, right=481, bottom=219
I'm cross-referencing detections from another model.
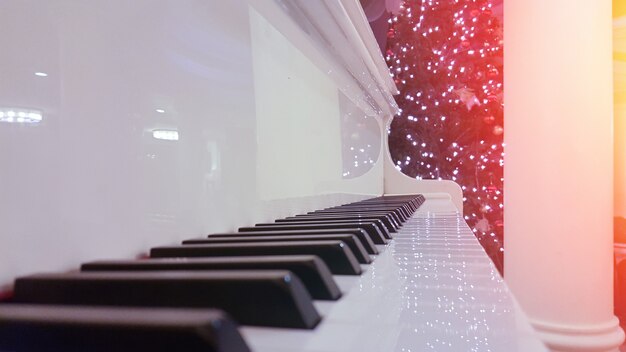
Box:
left=380, top=194, right=425, bottom=209
left=151, top=240, right=362, bottom=275
left=241, top=222, right=387, bottom=244
left=283, top=215, right=397, bottom=232
left=257, top=219, right=391, bottom=240
left=258, top=219, right=389, bottom=237
left=82, top=255, right=341, bottom=300
left=353, top=198, right=423, bottom=214
left=13, top=270, right=320, bottom=329
left=310, top=209, right=404, bottom=224
left=210, top=229, right=378, bottom=255
left=332, top=206, right=410, bottom=220
left=0, top=305, right=250, bottom=352
left=356, top=198, right=419, bottom=208
left=295, top=211, right=399, bottom=228
left=354, top=203, right=414, bottom=214
left=183, top=234, right=371, bottom=264
left=333, top=201, right=414, bottom=215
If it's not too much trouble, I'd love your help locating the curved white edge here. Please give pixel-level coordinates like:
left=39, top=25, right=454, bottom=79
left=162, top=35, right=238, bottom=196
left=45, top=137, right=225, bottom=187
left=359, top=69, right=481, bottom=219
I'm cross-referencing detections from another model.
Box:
left=381, top=115, right=464, bottom=212
left=252, top=0, right=398, bottom=118
left=331, top=0, right=399, bottom=114
left=530, top=317, right=625, bottom=352
left=339, top=0, right=399, bottom=95
left=316, top=116, right=385, bottom=195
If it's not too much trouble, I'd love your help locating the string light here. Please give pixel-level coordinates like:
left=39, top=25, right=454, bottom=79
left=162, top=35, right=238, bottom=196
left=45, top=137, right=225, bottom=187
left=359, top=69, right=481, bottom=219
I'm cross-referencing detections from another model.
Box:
left=386, top=0, right=504, bottom=271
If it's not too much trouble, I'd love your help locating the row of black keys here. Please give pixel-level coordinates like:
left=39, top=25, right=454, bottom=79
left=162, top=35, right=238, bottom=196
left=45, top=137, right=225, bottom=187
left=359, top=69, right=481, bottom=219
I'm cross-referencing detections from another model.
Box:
left=0, top=194, right=425, bottom=352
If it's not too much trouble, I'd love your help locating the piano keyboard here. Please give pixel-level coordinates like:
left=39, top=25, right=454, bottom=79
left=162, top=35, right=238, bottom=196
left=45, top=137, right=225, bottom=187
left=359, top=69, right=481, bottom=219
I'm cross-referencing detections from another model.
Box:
left=0, top=194, right=547, bottom=351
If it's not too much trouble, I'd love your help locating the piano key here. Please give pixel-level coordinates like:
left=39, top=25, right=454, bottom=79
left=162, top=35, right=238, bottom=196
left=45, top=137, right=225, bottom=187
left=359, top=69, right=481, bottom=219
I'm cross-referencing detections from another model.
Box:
left=333, top=201, right=421, bottom=220
left=13, top=270, right=320, bottom=329
left=0, top=305, right=250, bottom=352
left=363, top=205, right=413, bottom=217
left=296, top=209, right=400, bottom=224
left=310, top=208, right=405, bottom=224
left=351, top=199, right=415, bottom=205
left=358, top=198, right=422, bottom=210
left=335, top=201, right=413, bottom=208
left=313, top=208, right=404, bottom=221
left=337, top=201, right=418, bottom=215
left=150, top=240, right=362, bottom=275
left=359, top=194, right=424, bottom=206
left=334, top=199, right=415, bottom=208
left=256, top=219, right=391, bottom=240
left=391, top=194, right=426, bottom=207
left=209, top=229, right=379, bottom=255
left=241, top=222, right=387, bottom=244
left=332, top=206, right=411, bottom=220
left=182, top=234, right=371, bottom=264
left=347, top=212, right=400, bottom=229
left=282, top=215, right=397, bottom=232
left=82, top=255, right=341, bottom=300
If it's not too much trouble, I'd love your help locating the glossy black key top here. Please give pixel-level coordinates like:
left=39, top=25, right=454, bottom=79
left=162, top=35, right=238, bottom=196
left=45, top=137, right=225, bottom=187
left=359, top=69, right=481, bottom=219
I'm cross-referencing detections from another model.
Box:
left=182, top=234, right=371, bottom=264
left=355, top=199, right=416, bottom=207
left=13, top=270, right=320, bottom=329
left=259, top=219, right=391, bottom=240
left=151, top=240, right=362, bottom=275
left=357, top=200, right=411, bottom=207
left=355, top=196, right=423, bottom=213
left=333, top=206, right=409, bottom=220
left=82, top=255, right=341, bottom=300
left=294, top=211, right=399, bottom=228
left=210, top=229, right=378, bottom=255
left=0, top=305, right=250, bottom=352
left=310, top=209, right=404, bottom=224
left=335, top=201, right=413, bottom=213
left=282, top=215, right=397, bottom=232
left=241, top=222, right=387, bottom=244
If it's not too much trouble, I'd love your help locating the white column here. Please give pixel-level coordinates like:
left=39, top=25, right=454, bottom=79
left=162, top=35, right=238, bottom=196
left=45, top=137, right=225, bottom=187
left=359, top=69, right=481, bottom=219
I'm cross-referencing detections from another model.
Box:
left=504, top=0, right=624, bottom=351
left=616, top=18, right=626, bottom=223
left=618, top=99, right=626, bottom=220
left=615, top=18, right=626, bottom=318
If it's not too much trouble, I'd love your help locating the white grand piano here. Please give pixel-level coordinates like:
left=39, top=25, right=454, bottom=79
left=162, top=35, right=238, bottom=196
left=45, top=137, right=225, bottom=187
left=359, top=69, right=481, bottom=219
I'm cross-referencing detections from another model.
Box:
left=0, top=1, right=547, bottom=351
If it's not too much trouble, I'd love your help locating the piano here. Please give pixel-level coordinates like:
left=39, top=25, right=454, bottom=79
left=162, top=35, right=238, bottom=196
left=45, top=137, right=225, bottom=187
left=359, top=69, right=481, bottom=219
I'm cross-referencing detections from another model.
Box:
left=0, top=0, right=547, bottom=351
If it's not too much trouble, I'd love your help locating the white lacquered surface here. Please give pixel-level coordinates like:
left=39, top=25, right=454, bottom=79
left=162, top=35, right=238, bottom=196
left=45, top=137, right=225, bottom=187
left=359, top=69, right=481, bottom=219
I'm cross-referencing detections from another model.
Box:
left=240, top=197, right=547, bottom=352
left=0, top=0, right=387, bottom=287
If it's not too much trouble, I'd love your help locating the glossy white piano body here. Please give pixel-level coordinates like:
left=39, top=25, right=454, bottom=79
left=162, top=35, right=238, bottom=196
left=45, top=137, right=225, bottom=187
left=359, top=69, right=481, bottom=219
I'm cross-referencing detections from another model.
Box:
left=0, top=0, right=546, bottom=350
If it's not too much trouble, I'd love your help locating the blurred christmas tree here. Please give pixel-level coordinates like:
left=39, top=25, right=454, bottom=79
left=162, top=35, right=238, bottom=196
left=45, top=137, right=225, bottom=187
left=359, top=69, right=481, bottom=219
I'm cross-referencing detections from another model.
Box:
left=385, top=0, right=504, bottom=271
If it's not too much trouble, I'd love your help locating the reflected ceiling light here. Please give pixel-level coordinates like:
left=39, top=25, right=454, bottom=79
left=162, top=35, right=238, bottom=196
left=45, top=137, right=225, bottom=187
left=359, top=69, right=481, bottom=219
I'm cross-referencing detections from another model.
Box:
left=0, top=108, right=43, bottom=124
left=152, top=129, right=179, bottom=141
left=155, top=109, right=165, bottom=113
left=34, top=72, right=48, bottom=77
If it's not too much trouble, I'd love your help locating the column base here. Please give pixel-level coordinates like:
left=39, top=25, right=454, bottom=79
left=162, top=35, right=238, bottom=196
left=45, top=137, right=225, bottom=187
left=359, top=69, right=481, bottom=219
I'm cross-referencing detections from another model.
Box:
left=530, top=317, right=625, bottom=352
